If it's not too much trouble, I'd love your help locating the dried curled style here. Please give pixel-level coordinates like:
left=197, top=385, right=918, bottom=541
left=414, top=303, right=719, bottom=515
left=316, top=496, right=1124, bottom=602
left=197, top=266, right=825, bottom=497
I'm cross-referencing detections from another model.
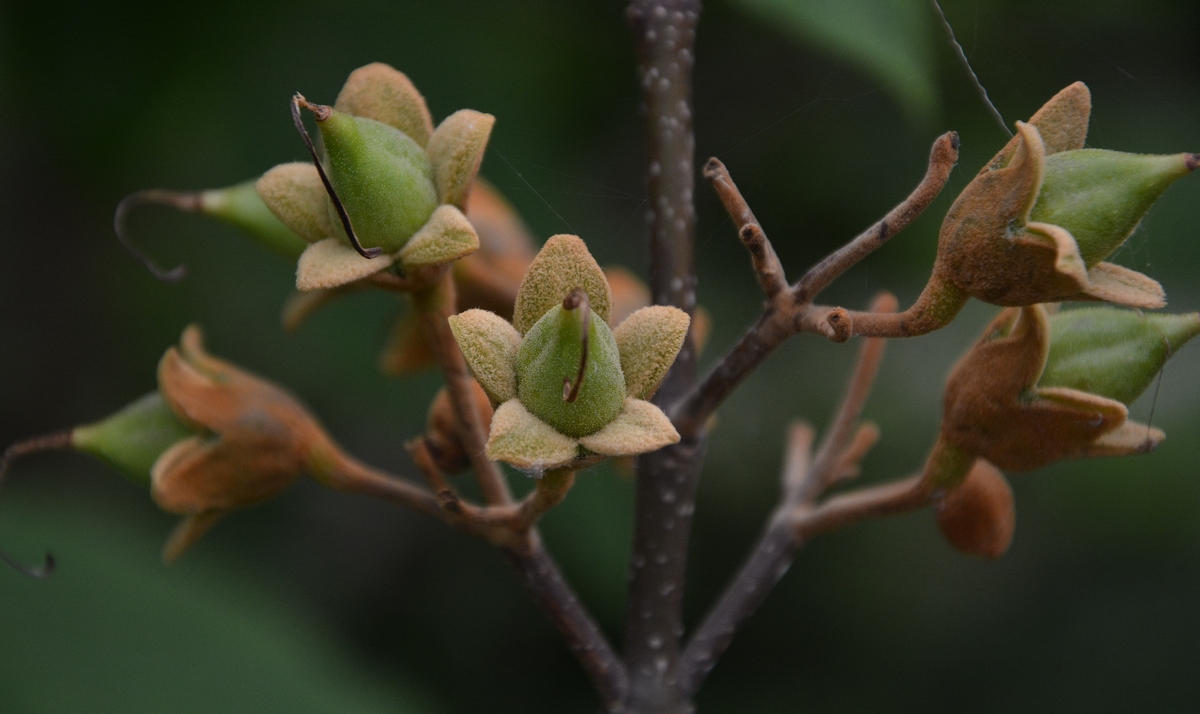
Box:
left=0, top=433, right=71, bottom=577
left=561, top=288, right=590, bottom=403
left=113, top=189, right=200, bottom=282
left=290, top=94, right=382, bottom=259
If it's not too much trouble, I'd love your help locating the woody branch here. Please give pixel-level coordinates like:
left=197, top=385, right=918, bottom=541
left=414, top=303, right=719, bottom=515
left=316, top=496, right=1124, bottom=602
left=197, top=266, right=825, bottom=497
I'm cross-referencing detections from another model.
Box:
left=624, top=1, right=705, bottom=710
left=676, top=297, right=937, bottom=696
left=340, top=262, right=630, bottom=705
left=668, top=132, right=959, bottom=439
left=318, top=432, right=628, bottom=708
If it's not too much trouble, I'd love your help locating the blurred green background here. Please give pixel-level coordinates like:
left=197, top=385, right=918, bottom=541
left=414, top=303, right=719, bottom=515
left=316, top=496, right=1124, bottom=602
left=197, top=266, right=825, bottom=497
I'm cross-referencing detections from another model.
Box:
left=2, top=0, right=1200, bottom=711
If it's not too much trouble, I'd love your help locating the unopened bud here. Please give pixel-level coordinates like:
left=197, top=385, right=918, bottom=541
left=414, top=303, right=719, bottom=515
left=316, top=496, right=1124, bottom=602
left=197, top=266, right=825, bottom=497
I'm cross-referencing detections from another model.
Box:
left=335, top=62, right=434, bottom=147
left=936, top=459, right=1015, bottom=560
left=925, top=83, right=1195, bottom=321
left=425, top=381, right=495, bottom=474
left=455, top=234, right=682, bottom=472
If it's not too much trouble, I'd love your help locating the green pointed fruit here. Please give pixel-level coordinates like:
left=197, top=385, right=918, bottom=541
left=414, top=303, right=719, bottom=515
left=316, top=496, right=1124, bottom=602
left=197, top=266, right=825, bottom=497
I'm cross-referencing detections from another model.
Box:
left=199, top=180, right=310, bottom=259
left=1031, top=150, right=1197, bottom=266
left=71, top=393, right=196, bottom=486
left=516, top=298, right=626, bottom=438
left=1039, top=307, right=1200, bottom=405
left=316, top=108, right=439, bottom=253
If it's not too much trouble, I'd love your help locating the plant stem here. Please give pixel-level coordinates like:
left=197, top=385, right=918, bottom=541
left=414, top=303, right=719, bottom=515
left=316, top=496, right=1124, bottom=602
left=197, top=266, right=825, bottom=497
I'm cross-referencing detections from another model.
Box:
left=504, top=536, right=630, bottom=710
left=413, top=272, right=512, bottom=505
left=624, top=0, right=702, bottom=711
left=409, top=270, right=632, bottom=707
left=318, top=437, right=627, bottom=706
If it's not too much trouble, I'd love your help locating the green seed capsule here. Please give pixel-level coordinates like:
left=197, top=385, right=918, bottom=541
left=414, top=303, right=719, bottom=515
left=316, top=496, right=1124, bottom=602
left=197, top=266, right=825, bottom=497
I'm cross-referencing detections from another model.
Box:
left=516, top=300, right=626, bottom=438
left=71, top=393, right=196, bottom=486
left=200, top=181, right=310, bottom=259
left=317, top=109, right=439, bottom=253
left=1031, top=150, right=1195, bottom=267
left=1039, top=307, right=1200, bottom=405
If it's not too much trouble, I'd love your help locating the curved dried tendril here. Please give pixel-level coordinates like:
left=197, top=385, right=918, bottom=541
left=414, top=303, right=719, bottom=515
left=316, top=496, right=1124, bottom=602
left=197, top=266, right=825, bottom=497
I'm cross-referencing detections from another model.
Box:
left=562, top=288, right=590, bottom=403
left=290, top=94, right=383, bottom=260
left=113, top=190, right=202, bottom=283
left=0, top=550, right=55, bottom=578
left=1, top=432, right=72, bottom=578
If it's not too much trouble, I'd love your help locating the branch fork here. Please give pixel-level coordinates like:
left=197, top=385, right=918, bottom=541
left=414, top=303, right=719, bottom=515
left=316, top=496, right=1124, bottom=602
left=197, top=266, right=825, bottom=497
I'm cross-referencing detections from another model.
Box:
left=670, top=132, right=959, bottom=440
left=676, top=297, right=938, bottom=696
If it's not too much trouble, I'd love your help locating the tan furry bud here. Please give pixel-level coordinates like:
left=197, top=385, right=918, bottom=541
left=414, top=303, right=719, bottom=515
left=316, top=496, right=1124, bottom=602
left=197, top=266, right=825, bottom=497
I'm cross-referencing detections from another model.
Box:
left=425, top=380, right=494, bottom=474
left=427, top=109, right=495, bottom=208
left=936, top=459, right=1015, bottom=560
left=512, top=235, right=612, bottom=334
left=335, top=62, right=435, bottom=146
left=256, top=162, right=337, bottom=244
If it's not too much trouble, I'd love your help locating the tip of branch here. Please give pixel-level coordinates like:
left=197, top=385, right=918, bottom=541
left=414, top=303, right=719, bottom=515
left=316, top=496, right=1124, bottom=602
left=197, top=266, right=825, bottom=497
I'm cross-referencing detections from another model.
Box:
left=738, top=223, right=765, bottom=248
left=934, top=131, right=961, bottom=164
left=1186, top=153, right=1198, bottom=173
left=702, top=157, right=725, bottom=179
left=824, top=308, right=852, bottom=343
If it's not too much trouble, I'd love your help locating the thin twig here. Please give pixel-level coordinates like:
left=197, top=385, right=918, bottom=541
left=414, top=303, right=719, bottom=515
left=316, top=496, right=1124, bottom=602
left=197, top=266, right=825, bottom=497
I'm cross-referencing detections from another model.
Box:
left=414, top=274, right=512, bottom=506
left=503, top=540, right=630, bottom=709
left=780, top=422, right=815, bottom=497
left=669, top=303, right=851, bottom=438
left=928, top=0, right=1011, bottom=138
left=828, top=422, right=881, bottom=485
left=405, top=437, right=460, bottom=504
left=510, top=469, right=576, bottom=532
left=408, top=275, right=626, bottom=704
left=794, top=131, right=959, bottom=303
left=669, top=132, right=958, bottom=439
left=313, top=442, right=446, bottom=520
left=797, top=292, right=896, bottom=504
left=678, top=470, right=930, bottom=698
left=677, top=315, right=900, bottom=697
left=703, top=158, right=787, bottom=298
left=313, top=437, right=625, bottom=704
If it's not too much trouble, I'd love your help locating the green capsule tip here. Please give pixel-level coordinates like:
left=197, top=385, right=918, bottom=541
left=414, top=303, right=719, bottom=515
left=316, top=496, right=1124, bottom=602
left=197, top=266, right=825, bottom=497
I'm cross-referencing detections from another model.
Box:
left=1033, top=149, right=1197, bottom=267
left=516, top=295, right=626, bottom=438
left=1041, top=307, right=1200, bottom=405
left=71, top=392, right=196, bottom=487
